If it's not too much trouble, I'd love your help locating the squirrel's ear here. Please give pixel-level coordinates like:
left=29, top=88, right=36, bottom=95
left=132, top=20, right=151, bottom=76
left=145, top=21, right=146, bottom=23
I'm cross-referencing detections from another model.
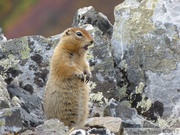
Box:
left=65, top=29, right=70, bottom=35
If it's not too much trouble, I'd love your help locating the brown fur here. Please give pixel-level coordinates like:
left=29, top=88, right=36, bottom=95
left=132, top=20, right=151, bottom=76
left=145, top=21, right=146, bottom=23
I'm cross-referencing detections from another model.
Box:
left=43, top=27, right=93, bottom=128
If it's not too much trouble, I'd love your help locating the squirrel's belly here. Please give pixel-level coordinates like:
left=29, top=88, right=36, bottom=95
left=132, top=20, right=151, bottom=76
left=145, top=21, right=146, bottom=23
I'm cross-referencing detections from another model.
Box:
left=44, top=79, right=89, bottom=128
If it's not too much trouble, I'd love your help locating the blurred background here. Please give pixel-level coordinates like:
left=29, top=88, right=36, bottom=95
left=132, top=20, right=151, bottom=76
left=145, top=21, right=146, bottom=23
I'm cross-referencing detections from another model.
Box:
left=0, top=0, right=123, bottom=39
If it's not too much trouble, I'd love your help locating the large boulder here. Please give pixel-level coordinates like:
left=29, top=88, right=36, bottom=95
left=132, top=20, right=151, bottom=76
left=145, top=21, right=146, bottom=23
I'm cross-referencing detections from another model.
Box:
left=0, top=35, right=56, bottom=97
left=104, top=98, right=159, bottom=128
left=72, top=6, right=113, bottom=38
left=73, top=6, right=118, bottom=101
left=111, top=0, right=180, bottom=128
left=0, top=34, right=57, bottom=133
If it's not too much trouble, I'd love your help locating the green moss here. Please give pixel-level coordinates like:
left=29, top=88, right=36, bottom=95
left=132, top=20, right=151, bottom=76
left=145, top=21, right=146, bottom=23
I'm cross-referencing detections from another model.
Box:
left=115, top=0, right=179, bottom=73
left=121, top=101, right=131, bottom=108
left=0, top=119, right=5, bottom=126
left=130, top=39, right=178, bottom=73
left=87, top=48, right=94, bottom=65
left=158, top=118, right=170, bottom=128
left=89, top=92, right=108, bottom=105
left=157, top=117, right=180, bottom=128
left=130, top=82, right=150, bottom=112
left=135, top=82, right=145, bottom=94
left=2, top=109, right=13, bottom=116
left=121, top=3, right=155, bottom=44
left=129, top=2, right=179, bottom=73
left=175, top=128, right=180, bottom=134
left=20, top=41, right=31, bottom=60
left=137, top=95, right=152, bottom=113
left=0, top=55, right=19, bottom=71
left=89, top=81, right=97, bottom=90
left=120, top=60, right=128, bottom=71
left=118, top=84, right=127, bottom=99
left=0, top=37, right=30, bottom=71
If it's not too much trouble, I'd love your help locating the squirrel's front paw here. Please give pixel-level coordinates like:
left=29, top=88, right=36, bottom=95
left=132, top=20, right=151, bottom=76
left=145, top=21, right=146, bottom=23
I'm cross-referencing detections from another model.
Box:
left=84, top=71, right=91, bottom=83
left=75, top=72, right=85, bottom=82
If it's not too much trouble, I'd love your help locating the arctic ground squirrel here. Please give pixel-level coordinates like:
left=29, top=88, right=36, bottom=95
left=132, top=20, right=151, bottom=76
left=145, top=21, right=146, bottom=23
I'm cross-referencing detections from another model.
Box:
left=43, top=27, right=94, bottom=128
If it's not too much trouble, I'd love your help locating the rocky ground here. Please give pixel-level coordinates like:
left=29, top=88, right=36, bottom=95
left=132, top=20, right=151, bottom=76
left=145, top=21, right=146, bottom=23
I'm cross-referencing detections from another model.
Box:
left=0, top=0, right=180, bottom=135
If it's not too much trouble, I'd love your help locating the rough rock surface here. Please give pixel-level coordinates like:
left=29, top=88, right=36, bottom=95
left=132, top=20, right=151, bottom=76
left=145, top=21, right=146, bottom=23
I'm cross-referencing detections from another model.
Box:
left=124, top=128, right=180, bottom=135
left=72, top=6, right=113, bottom=38
left=73, top=6, right=118, bottom=101
left=0, top=35, right=55, bottom=96
left=111, top=0, right=180, bottom=128
left=0, top=107, right=23, bottom=134
left=0, top=75, right=11, bottom=109
left=0, top=35, right=55, bottom=133
left=104, top=98, right=159, bottom=128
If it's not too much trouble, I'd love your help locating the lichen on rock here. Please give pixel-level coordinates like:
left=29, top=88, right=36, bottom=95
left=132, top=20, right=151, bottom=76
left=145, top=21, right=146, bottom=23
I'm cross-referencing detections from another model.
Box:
left=111, top=0, right=180, bottom=128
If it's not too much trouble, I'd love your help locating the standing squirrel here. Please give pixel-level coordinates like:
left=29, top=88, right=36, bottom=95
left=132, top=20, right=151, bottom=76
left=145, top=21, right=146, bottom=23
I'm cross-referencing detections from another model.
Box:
left=43, top=27, right=94, bottom=128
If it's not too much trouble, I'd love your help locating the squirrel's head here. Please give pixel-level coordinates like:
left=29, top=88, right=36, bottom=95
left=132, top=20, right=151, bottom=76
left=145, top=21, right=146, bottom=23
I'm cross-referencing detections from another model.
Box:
left=61, top=27, right=94, bottom=51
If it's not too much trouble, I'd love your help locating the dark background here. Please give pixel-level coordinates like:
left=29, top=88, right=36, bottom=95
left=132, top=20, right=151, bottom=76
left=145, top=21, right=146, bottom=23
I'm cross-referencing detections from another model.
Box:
left=0, top=0, right=123, bottom=39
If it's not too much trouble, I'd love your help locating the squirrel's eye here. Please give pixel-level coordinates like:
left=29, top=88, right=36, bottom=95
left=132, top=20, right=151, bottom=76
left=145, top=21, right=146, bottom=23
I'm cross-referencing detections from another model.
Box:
left=76, top=32, right=83, bottom=37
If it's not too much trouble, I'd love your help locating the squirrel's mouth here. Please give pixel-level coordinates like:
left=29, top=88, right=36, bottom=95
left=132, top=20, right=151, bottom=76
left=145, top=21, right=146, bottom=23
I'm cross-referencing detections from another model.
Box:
left=83, top=40, right=93, bottom=50
left=83, top=45, right=89, bottom=50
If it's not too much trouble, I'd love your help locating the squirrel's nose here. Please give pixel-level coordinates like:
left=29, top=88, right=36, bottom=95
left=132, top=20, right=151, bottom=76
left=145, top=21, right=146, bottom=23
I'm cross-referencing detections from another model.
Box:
left=90, top=40, right=94, bottom=44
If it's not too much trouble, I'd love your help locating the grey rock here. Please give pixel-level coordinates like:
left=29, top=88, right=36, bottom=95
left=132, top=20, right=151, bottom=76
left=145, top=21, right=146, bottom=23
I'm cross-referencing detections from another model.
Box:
left=0, top=75, right=11, bottom=109
left=7, top=84, right=44, bottom=126
left=124, top=128, right=180, bottom=135
left=115, top=103, right=137, bottom=120
left=73, top=6, right=117, bottom=100
left=11, top=96, right=21, bottom=107
left=0, top=106, right=44, bottom=134
left=72, top=6, right=113, bottom=38
left=0, top=35, right=56, bottom=98
left=142, top=120, right=159, bottom=128
left=104, top=98, right=119, bottom=117
left=104, top=98, right=158, bottom=128
left=35, top=119, right=67, bottom=135
left=91, top=27, right=117, bottom=99
left=89, top=91, right=108, bottom=117
left=0, top=107, right=23, bottom=133
left=124, top=128, right=161, bottom=135
left=111, top=0, right=180, bottom=127
left=0, top=28, right=7, bottom=46
left=21, top=119, right=67, bottom=135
